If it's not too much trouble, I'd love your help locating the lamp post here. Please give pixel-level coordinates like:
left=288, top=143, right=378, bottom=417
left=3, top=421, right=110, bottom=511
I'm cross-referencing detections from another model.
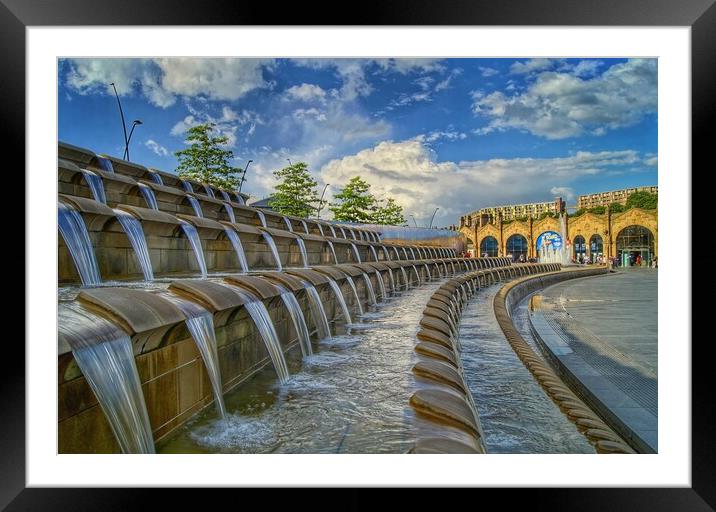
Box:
left=109, top=82, right=129, bottom=160
left=238, top=160, right=253, bottom=194
left=287, top=158, right=292, bottom=166
left=317, top=183, right=330, bottom=219
left=124, top=120, right=142, bottom=161
left=428, top=207, right=439, bottom=229
left=409, top=215, right=418, bottom=228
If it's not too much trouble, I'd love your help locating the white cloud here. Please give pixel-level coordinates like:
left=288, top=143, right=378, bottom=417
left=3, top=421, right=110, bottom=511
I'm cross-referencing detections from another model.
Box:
left=292, top=108, right=327, bottom=122
left=320, top=139, right=644, bottom=224
left=479, top=66, right=499, bottom=77
left=144, top=139, right=170, bottom=157
left=472, top=59, right=657, bottom=139
left=550, top=186, right=575, bottom=201
left=509, top=58, right=559, bottom=75
left=170, top=105, right=265, bottom=147
left=283, top=83, right=329, bottom=103
left=63, top=58, right=275, bottom=108
left=572, top=60, right=604, bottom=77
left=644, top=156, right=658, bottom=166
left=418, top=129, right=468, bottom=143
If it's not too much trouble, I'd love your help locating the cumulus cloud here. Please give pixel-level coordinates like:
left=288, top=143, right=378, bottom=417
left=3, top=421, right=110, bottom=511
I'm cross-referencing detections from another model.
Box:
left=472, top=58, right=657, bottom=139
left=283, top=83, right=330, bottom=103
left=171, top=105, right=264, bottom=147
left=644, top=154, right=658, bottom=166
left=550, top=186, right=575, bottom=201
left=145, top=139, right=169, bottom=157
left=479, top=66, right=499, bottom=77
left=509, top=58, right=560, bottom=75
left=319, top=139, right=645, bottom=224
left=63, top=58, right=275, bottom=108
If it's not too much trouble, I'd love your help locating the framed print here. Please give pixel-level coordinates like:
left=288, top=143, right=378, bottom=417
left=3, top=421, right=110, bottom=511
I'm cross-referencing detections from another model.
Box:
left=9, top=0, right=711, bottom=507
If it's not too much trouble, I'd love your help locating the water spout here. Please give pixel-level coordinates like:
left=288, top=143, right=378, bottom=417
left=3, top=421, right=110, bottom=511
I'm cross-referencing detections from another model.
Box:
left=148, top=171, right=163, bottom=185
left=261, top=232, right=282, bottom=271
left=223, top=203, right=236, bottom=223
left=95, top=156, right=114, bottom=173
left=295, top=237, right=309, bottom=268
left=204, top=185, right=215, bottom=199
left=58, top=201, right=102, bottom=286
left=223, top=227, right=249, bottom=273
left=186, top=195, right=203, bottom=217
left=179, top=220, right=208, bottom=278
left=350, top=243, right=362, bottom=263
left=362, top=273, right=377, bottom=306
left=326, top=278, right=352, bottom=325
left=374, top=270, right=387, bottom=301
left=301, top=220, right=310, bottom=234
left=368, top=245, right=378, bottom=262
left=182, top=180, right=194, bottom=193
left=256, top=210, right=267, bottom=228
left=81, top=169, right=106, bottom=204
left=219, top=190, right=231, bottom=202
left=326, top=240, right=338, bottom=264
left=274, top=283, right=312, bottom=357
left=400, top=266, right=410, bottom=290
left=114, top=209, right=154, bottom=281
left=387, top=268, right=396, bottom=292
left=302, top=282, right=331, bottom=340
left=342, top=273, right=364, bottom=316
left=283, top=217, right=293, bottom=232
left=139, top=183, right=159, bottom=210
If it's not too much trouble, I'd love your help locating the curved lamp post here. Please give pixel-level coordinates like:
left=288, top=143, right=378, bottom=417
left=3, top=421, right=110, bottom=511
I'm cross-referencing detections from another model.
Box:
left=124, top=120, right=142, bottom=161
left=428, top=207, right=439, bottom=229
left=317, top=183, right=330, bottom=219
left=238, top=160, right=253, bottom=194
left=409, top=215, right=418, bottom=228
left=109, top=82, right=129, bottom=160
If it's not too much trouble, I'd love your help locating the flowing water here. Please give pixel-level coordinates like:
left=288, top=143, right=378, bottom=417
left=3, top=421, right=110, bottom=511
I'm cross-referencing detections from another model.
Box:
left=302, top=283, right=332, bottom=340
left=223, top=203, right=236, bottom=223
left=138, top=183, right=159, bottom=210
left=424, top=264, right=432, bottom=281
left=148, top=171, right=163, bottom=185
left=301, top=220, right=309, bottom=234
left=368, top=245, right=378, bottom=262
left=58, top=201, right=102, bottom=286
left=223, top=227, right=249, bottom=273
left=329, top=225, right=337, bottom=238
left=96, top=156, right=114, bottom=173
left=350, top=243, right=362, bottom=263
left=295, top=238, right=309, bottom=268
left=458, top=284, right=594, bottom=454
left=283, top=217, right=293, bottom=232
left=393, top=247, right=401, bottom=260
left=274, top=284, right=313, bottom=357
left=261, top=232, right=282, bottom=271
left=81, top=169, right=106, bottom=204
left=186, top=196, right=203, bottom=217
left=182, top=181, right=194, bottom=193
left=399, top=266, right=410, bottom=290
left=411, top=265, right=422, bottom=286
left=204, top=185, right=216, bottom=198
left=374, top=270, right=387, bottom=301
left=326, top=278, right=352, bottom=325
left=361, top=273, right=377, bottom=305
left=326, top=240, right=338, bottom=264
left=256, top=210, right=267, bottom=228
left=220, top=190, right=231, bottom=202
left=59, top=302, right=154, bottom=453
left=387, top=268, right=396, bottom=292
left=342, top=274, right=364, bottom=316
left=114, top=209, right=154, bottom=281
left=382, top=246, right=390, bottom=261
left=233, top=193, right=245, bottom=205
left=179, top=220, right=208, bottom=278
left=158, top=280, right=446, bottom=454
left=317, top=224, right=325, bottom=237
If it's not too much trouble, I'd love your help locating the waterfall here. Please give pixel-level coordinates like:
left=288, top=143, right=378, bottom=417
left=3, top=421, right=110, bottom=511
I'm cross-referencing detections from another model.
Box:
left=186, top=195, right=203, bottom=217
left=162, top=294, right=226, bottom=418
left=349, top=229, right=357, bottom=240
left=361, top=273, right=377, bottom=305
left=81, top=169, right=106, bottom=204
left=393, top=246, right=401, bottom=260
left=148, top=171, right=163, bottom=185
left=261, top=232, right=282, bottom=271
left=182, top=181, right=194, bottom=193
left=179, top=220, right=208, bottom=278
left=204, top=185, right=215, bottom=198
left=58, top=201, right=102, bottom=286
left=224, top=285, right=290, bottom=384
left=96, top=156, right=114, bottom=173
left=450, top=261, right=456, bottom=274
left=114, top=210, right=154, bottom=281
left=342, top=273, right=364, bottom=316
left=410, top=248, right=416, bottom=260
left=424, top=263, right=432, bottom=281
left=301, top=220, right=310, bottom=234
left=317, top=224, right=324, bottom=237
left=382, top=245, right=390, bottom=261
left=59, top=303, right=154, bottom=453
left=283, top=217, right=293, bottom=232
left=329, top=225, right=337, bottom=238
left=350, top=243, right=362, bottom=263
left=274, top=283, right=312, bottom=357
left=223, top=203, right=236, bottom=223
left=400, top=266, right=410, bottom=290
left=368, top=245, right=378, bottom=262
left=233, top=193, right=245, bottom=205
left=387, top=268, right=396, bottom=292
left=138, top=183, right=159, bottom=210
left=326, top=278, right=352, bottom=325
left=402, top=247, right=409, bottom=260
left=326, top=240, right=338, bottom=264
left=223, top=227, right=249, bottom=273
left=374, top=270, right=387, bottom=301
left=302, top=282, right=332, bottom=340
left=219, top=190, right=230, bottom=202
left=412, top=265, right=422, bottom=286
left=256, top=210, right=267, bottom=228
left=340, top=227, right=347, bottom=239
left=295, top=238, right=309, bottom=268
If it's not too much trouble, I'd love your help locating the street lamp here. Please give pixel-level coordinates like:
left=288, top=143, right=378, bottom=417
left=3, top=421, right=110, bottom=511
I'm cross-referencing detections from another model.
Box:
left=124, top=119, right=142, bottom=161
left=287, top=158, right=292, bottom=166
left=409, top=215, right=418, bottom=228
left=428, top=207, right=439, bottom=229
left=109, top=82, right=129, bottom=160
left=316, top=183, right=330, bottom=219
left=238, top=160, right=253, bottom=194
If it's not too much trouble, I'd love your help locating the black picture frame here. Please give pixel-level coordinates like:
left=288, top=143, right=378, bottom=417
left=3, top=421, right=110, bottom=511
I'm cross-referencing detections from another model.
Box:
left=7, top=0, right=709, bottom=507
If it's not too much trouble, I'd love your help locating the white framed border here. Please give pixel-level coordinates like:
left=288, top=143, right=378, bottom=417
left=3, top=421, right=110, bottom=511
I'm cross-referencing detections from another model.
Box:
left=27, top=26, right=690, bottom=487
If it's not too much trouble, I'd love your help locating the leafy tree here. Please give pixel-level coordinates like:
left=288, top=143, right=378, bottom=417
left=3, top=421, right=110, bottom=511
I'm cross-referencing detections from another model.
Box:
left=626, top=191, right=658, bottom=210
left=371, top=198, right=406, bottom=225
left=514, top=216, right=530, bottom=223
left=570, top=209, right=586, bottom=218
left=269, top=162, right=321, bottom=218
left=588, top=205, right=606, bottom=215
left=539, top=211, right=556, bottom=220
left=175, top=123, right=242, bottom=189
left=329, top=177, right=378, bottom=222
left=608, top=202, right=626, bottom=213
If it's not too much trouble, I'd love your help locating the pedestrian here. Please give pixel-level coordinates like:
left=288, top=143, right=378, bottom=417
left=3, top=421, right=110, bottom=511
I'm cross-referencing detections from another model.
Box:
left=636, top=254, right=642, bottom=266
left=653, top=256, right=658, bottom=268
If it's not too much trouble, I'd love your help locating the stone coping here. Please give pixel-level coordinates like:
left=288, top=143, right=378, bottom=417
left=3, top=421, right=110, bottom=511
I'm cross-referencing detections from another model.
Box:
left=492, top=266, right=637, bottom=454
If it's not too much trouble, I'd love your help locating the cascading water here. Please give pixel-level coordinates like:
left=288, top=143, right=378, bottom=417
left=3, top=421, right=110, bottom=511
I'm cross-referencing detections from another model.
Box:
left=361, top=273, right=377, bottom=305
left=302, top=282, right=332, bottom=340
left=204, top=185, right=215, bottom=198
left=411, top=265, right=422, bottom=286
left=301, top=220, right=309, bottom=234
left=59, top=303, right=154, bottom=453
left=219, top=190, right=230, bottom=202
left=329, top=225, right=337, bottom=238
left=424, top=263, right=432, bottom=281
left=186, top=195, right=203, bottom=217
left=387, top=268, right=396, bottom=292
left=233, top=193, right=245, bottom=205
left=399, top=266, right=410, bottom=290
left=58, top=201, right=102, bottom=286
left=326, top=278, right=352, bottom=325
left=340, top=227, right=347, bottom=239
left=295, top=238, right=309, bottom=268
left=179, top=220, right=208, bottom=278
left=273, top=283, right=312, bottom=357
left=409, top=248, right=416, bottom=260
left=114, top=210, right=154, bottom=281
left=261, top=232, right=282, bottom=271
left=382, top=245, right=390, bottom=261
left=223, top=203, right=236, bottom=223
left=256, top=210, right=267, bottom=228
left=95, top=156, right=114, bottom=173
left=342, top=273, right=364, bottom=316
left=81, top=169, right=106, bottom=204
left=393, top=246, right=401, bottom=260
left=349, top=229, right=357, bottom=240
left=224, top=284, right=290, bottom=383
left=138, top=183, right=159, bottom=210
left=182, top=180, right=194, bottom=193
left=317, top=224, right=325, bottom=237
left=350, top=243, right=362, bottom=263
left=402, top=248, right=409, bottom=260
left=161, top=293, right=226, bottom=418
left=283, top=217, right=293, bottom=232
left=223, top=227, right=249, bottom=273
left=368, top=245, right=378, bottom=262
left=374, top=270, right=387, bottom=301
left=326, top=240, right=338, bottom=264
left=148, top=171, right=163, bottom=185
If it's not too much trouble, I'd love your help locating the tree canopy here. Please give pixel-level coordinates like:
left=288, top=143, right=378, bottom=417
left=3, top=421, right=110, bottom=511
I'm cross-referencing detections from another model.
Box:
left=174, top=123, right=242, bottom=190
left=329, top=177, right=406, bottom=225
left=626, top=191, right=658, bottom=210
left=269, top=162, right=321, bottom=218
left=608, top=202, right=626, bottom=213
left=372, top=198, right=406, bottom=226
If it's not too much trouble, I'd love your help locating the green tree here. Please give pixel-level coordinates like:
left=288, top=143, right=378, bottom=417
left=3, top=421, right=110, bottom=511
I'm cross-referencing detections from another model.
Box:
left=608, top=202, right=626, bottom=213
left=175, top=123, right=242, bottom=189
left=539, top=211, right=555, bottom=220
left=588, top=205, right=606, bottom=215
left=269, top=162, right=321, bottom=218
left=372, top=198, right=406, bottom=225
left=626, top=191, right=658, bottom=209
left=329, top=177, right=378, bottom=222
left=570, top=208, right=586, bottom=218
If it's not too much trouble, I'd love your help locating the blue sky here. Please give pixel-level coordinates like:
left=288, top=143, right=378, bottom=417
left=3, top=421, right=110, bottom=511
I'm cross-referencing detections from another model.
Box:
left=58, top=58, right=657, bottom=226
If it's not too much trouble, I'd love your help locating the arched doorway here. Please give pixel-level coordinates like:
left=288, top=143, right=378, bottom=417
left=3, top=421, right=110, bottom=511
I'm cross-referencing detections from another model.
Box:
left=480, top=236, right=498, bottom=258
left=616, top=225, right=654, bottom=267
left=573, top=235, right=586, bottom=263
left=589, top=234, right=604, bottom=263
left=506, top=234, right=528, bottom=262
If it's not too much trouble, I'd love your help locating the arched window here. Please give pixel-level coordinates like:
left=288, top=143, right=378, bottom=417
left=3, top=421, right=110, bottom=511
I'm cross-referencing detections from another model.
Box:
left=480, top=236, right=498, bottom=257
left=589, top=234, right=604, bottom=262
left=616, top=225, right=654, bottom=267
left=506, top=234, right=528, bottom=261
left=573, top=235, right=586, bottom=261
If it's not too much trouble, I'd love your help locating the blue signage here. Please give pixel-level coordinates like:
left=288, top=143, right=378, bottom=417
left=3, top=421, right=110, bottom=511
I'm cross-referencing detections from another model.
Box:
left=536, top=231, right=563, bottom=251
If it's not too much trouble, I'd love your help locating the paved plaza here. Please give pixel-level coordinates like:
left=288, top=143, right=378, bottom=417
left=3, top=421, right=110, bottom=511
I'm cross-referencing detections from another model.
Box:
left=530, top=268, right=658, bottom=452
